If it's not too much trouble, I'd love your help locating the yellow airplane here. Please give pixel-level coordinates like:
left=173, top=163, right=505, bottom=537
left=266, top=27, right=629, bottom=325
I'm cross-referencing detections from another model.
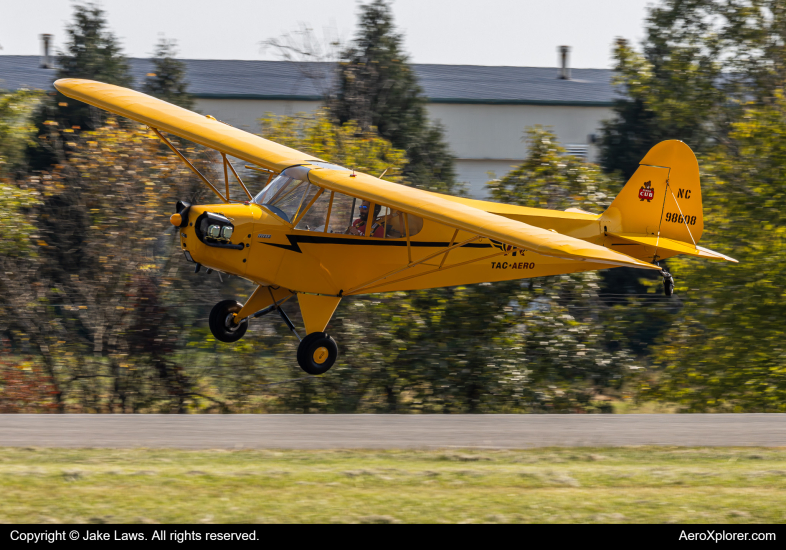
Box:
left=54, top=79, right=737, bottom=375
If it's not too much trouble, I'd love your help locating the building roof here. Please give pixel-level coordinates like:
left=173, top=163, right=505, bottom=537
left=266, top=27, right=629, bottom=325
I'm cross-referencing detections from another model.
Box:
left=0, top=55, right=615, bottom=106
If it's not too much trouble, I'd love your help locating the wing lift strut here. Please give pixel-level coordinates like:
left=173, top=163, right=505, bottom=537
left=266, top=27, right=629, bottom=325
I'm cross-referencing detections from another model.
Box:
left=251, top=289, right=302, bottom=342
left=150, top=127, right=255, bottom=204
left=343, top=223, right=520, bottom=296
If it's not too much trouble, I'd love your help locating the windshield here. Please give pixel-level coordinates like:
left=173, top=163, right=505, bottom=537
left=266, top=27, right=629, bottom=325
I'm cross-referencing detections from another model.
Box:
left=254, top=174, right=314, bottom=223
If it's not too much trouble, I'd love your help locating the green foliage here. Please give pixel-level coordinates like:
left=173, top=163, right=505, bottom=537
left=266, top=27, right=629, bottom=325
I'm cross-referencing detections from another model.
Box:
left=330, top=0, right=457, bottom=192
left=0, top=89, right=43, bottom=176
left=0, top=183, right=40, bottom=257
left=602, top=0, right=786, bottom=410
left=260, top=111, right=407, bottom=182
left=0, top=90, right=44, bottom=258
left=57, top=3, right=131, bottom=87
left=491, top=127, right=616, bottom=213
left=645, top=95, right=786, bottom=411
left=27, top=3, right=133, bottom=170
left=142, top=38, right=194, bottom=109
left=600, top=1, right=786, bottom=180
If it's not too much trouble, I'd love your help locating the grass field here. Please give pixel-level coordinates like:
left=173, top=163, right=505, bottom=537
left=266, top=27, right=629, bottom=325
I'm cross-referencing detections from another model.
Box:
left=1, top=446, right=785, bottom=523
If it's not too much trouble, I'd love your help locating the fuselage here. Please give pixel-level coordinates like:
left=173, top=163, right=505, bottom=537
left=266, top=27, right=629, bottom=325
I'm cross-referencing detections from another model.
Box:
left=177, top=193, right=675, bottom=297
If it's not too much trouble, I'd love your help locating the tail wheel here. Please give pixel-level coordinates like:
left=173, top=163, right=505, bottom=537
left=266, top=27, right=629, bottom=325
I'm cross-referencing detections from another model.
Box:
left=297, top=332, right=338, bottom=375
left=209, top=299, right=248, bottom=342
left=664, top=275, right=674, bottom=297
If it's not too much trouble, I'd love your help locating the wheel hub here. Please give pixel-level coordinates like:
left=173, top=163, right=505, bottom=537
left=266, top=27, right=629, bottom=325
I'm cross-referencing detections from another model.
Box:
left=224, top=313, right=239, bottom=331
left=313, top=346, right=329, bottom=364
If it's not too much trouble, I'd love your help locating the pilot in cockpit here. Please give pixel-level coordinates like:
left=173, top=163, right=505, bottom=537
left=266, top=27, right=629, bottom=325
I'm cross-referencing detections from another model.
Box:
left=348, top=201, right=385, bottom=237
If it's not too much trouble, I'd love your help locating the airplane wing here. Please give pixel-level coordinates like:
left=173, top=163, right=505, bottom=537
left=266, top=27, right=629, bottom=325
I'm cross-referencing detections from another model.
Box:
left=306, top=169, right=659, bottom=270
left=53, top=78, right=322, bottom=172
left=54, top=78, right=659, bottom=271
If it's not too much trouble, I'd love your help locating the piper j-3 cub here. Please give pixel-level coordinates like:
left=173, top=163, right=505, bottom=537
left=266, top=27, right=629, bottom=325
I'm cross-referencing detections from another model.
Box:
left=55, top=79, right=737, bottom=375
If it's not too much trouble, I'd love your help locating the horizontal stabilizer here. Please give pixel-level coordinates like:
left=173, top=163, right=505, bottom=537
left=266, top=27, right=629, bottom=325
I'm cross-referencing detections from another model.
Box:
left=610, top=233, right=737, bottom=263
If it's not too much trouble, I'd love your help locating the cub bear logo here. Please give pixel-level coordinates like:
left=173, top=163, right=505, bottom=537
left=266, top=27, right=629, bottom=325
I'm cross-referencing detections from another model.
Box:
left=638, top=181, right=654, bottom=202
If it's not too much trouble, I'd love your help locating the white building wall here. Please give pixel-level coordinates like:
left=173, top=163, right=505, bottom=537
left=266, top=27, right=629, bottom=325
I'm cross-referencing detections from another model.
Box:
left=193, top=98, right=613, bottom=199
left=426, top=103, right=613, bottom=198
left=193, top=98, right=321, bottom=132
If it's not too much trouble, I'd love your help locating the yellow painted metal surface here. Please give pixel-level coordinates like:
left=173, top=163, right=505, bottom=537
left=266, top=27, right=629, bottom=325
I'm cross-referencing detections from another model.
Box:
left=53, top=79, right=322, bottom=173
left=57, top=80, right=737, bottom=335
left=297, top=294, right=342, bottom=334
left=307, top=169, right=658, bottom=271
left=602, top=140, right=703, bottom=244
left=236, top=285, right=293, bottom=321
left=54, top=78, right=654, bottom=271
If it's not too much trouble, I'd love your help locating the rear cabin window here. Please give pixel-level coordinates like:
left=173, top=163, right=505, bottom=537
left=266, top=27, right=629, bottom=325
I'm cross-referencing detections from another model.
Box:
left=322, top=192, right=422, bottom=237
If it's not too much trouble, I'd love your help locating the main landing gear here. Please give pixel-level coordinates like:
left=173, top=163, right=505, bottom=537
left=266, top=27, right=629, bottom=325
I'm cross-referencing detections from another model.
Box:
left=208, top=298, right=339, bottom=375
left=297, top=332, right=339, bottom=376
left=208, top=300, right=249, bottom=342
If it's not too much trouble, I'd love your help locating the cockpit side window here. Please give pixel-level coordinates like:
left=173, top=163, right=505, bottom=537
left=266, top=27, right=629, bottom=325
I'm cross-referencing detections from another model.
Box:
left=322, top=191, right=422, bottom=237
left=259, top=178, right=425, bottom=237
left=327, top=192, right=361, bottom=234
left=294, top=187, right=330, bottom=232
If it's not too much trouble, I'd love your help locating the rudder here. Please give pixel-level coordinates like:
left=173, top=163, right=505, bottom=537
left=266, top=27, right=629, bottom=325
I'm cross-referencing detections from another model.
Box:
left=601, top=140, right=703, bottom=246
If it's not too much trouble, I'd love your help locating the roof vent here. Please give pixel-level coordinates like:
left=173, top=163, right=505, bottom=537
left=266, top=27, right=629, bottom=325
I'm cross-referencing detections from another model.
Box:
left=558, top=45, right=570, bottom=80
left=40, top=34, right=53, bottom=69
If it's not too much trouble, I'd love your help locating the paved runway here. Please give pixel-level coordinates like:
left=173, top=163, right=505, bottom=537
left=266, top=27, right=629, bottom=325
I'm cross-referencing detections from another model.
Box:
left=0, top=414, right=784, bottom=449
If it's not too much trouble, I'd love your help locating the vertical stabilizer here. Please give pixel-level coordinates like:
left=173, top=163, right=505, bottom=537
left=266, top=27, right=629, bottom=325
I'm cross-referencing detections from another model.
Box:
left=601, top=140, right=703, bottom=245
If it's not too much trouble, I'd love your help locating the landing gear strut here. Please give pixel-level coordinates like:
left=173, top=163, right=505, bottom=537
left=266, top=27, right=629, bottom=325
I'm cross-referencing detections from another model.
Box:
left=207, top=297, right=339, bottom=375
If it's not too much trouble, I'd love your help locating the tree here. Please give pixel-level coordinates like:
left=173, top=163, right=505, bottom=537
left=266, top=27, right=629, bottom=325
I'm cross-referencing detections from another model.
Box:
left=0, top=90, right=43, bottom=177
left=602, top=0, right=786, bottom=410
left=600, top=2, right=786, bottom=180
left=330, top=0, right=457, bottom=192
left=487, top=127, right=649, bottom=407
left=643, top=95, right=786, bottom=412
left=260, top=110, right=407, bottom=180
left=3, top=118, right=242, bottom=412
left=57, top=3, right=131, bottom=85
left=143, top=38, right=194, bottom=110
left=260, top=122, right=641, bottom=413
left=56, top=2, right=131, bottom=127
left=28, top=3, right=132, bottom=170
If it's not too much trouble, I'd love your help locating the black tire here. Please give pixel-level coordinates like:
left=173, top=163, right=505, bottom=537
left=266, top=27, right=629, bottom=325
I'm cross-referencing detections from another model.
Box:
left=664, top=276, right=674, bottom=297
left=297, top=332, right=338, bottom=375
left=209, top=299, right=248, bottom=343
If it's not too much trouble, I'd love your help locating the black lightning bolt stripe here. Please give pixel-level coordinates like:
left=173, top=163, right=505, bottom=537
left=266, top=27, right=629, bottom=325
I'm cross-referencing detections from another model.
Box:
left=261, top=234, right=494, bottom=254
